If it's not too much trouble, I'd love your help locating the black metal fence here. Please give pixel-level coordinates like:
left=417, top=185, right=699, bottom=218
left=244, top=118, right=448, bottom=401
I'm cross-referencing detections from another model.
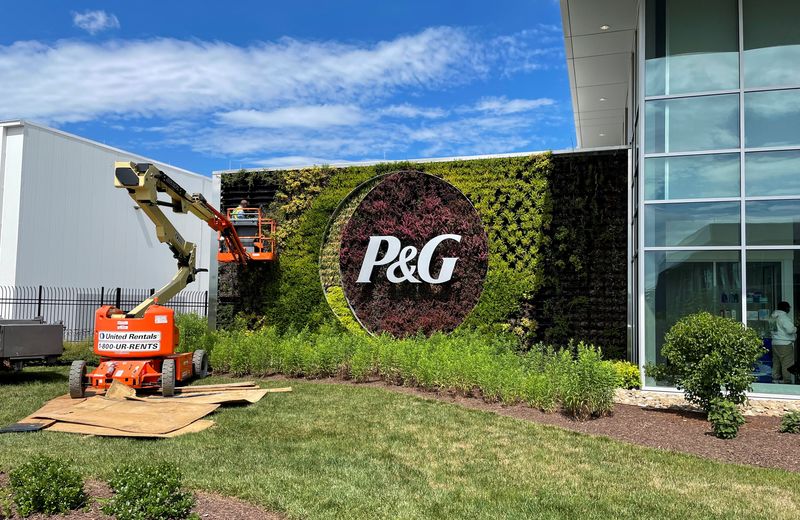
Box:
left=0, top=286, right=208, bottom=341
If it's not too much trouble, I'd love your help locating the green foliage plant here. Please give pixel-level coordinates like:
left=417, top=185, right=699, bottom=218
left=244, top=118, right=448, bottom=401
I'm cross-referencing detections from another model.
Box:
left=207, top=325, right=617, bottom=419
left=9, top=455, right=86, bottom=517
left=561, top=343, right=618, bottom=420
left=612, top=361, right=641, bottom=389
left=103, top=462, right=195, bottom=520
left=175, top=313, right=215, bottom=354
left=60, top=340, right=100, bottom=366
left=708, top=398, right=746, bottom=439
left=779, top=411, right=800, bottom=434
left=646, top=312, right=765, bottom=412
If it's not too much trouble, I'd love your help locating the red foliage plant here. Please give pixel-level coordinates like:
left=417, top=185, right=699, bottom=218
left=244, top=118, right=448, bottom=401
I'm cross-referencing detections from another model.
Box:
left=339, top=171, right=488, bottom=336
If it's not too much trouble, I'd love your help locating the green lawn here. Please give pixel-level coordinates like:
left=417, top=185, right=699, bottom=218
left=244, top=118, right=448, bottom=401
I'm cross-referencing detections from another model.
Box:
left=0, top=367, right=799, bottom=519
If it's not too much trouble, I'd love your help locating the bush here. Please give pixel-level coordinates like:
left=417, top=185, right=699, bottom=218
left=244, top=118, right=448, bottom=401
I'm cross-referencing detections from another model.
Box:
left=103, top=462, right=194, bottom=520
left=561, top=343, right=617, bottom=420
left=708, top=398, right=746, bottom=439
left=779, top=411, right=800, bottom=434
left=175, top=313, right=214, bottom=354
left=60, top=340, right=99, bottom=366
left=208, top=325, right=617, bottom=419
left=9, top=455, right=85, bottom=517
left=612, top=361, right=641, bottom=389
left=646, top=312, right=765, bottom=412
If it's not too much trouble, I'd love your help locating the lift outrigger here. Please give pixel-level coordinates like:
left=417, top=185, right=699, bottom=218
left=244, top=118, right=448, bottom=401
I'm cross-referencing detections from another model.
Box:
left=69, top=162, right=275, bottom=398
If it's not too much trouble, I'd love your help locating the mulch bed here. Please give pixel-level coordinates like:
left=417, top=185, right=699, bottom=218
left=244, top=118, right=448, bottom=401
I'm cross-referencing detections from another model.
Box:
left=0, top=474, right=282, bottom=520
left=265, top=375, right=800, bottom=473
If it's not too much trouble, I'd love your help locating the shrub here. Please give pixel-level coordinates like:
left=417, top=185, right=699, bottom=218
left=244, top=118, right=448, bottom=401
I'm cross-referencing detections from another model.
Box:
left=60, top=340, right=99, bottom=366
left=708, top=398, right=746, bottom=439
left=205, top=325, right=618, bottom=418
left=612, top=361, right=641, bottom=389
left=9, top=455, right=86, bottom=517
left=561, top=343, right=617, bottom=420
left=175, top=313, right=214, bottom=354
left=646, top=312, right=765, bottom=412
left=779, top=411, right=800, bottom=434
left=0, top=490, right=12, bottom=519
left=103, top=462, right=194, bottom=520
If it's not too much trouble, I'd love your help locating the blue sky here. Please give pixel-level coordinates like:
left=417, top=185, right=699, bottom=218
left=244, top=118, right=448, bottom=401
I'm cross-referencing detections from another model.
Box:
left=0, top=1, right=575, bottom=174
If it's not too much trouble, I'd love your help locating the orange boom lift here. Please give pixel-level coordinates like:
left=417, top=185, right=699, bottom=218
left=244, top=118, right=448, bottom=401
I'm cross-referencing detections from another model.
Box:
left=69, top=162, right=274, bottom=398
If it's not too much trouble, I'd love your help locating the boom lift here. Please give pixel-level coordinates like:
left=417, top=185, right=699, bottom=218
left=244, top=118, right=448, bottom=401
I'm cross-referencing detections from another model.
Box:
left=69, top=162, right=272, bottom=398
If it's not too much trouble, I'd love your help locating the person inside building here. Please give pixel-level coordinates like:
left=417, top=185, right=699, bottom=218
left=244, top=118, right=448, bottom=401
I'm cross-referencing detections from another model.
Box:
left=232, top=199, right=248, bottom=220
left=771, top=301, right=797, bottom=384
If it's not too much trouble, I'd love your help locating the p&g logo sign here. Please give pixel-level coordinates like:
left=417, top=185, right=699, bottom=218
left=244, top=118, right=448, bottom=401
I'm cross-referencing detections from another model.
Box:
left=357, top=235, right=461, bottom=284
left=337, top=171, right=488, bottom=337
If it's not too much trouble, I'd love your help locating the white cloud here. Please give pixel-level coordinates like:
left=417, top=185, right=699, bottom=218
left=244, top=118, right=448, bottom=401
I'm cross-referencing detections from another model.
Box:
left=251, top=156, right=349, bottom=168
left=0, top=27, right=479, bottom=123
left=471, top=96, right=555, bottom=115
left=381, top=104, right=447, bottom=119
left=217, top=105, right=365, bottom=129
left=72, top=10, right=120, bottom=35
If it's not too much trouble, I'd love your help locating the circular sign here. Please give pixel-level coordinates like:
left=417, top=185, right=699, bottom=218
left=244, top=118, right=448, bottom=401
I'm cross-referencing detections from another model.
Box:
left=339, top=170, right=488, bottom=336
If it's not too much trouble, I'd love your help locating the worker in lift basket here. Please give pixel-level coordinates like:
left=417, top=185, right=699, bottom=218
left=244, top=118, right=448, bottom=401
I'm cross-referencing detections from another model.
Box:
left=771, top=301, right=797, bottom=384
left=232, top=199, right=248, bottom=220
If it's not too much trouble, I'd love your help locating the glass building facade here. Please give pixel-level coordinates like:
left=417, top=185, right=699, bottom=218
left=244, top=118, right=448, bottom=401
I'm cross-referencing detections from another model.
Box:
left=640, top=0, right=800, bottom=395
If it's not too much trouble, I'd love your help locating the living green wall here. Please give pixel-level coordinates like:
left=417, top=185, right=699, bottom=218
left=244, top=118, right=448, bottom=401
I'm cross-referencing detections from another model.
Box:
left=218, top=150, right=628, bottom=358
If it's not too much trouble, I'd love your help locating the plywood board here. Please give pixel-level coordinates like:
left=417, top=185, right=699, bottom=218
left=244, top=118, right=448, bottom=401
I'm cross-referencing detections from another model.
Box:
left=46, top=419, right=215, bottom=438
left=33, top=396, right=219, bottom=435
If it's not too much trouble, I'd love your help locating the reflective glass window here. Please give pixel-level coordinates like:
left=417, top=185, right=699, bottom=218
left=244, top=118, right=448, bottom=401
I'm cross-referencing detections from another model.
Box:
left=645, top=0, right=739, bottom=96
left=746, top=200, right=800, bottom=246
left=645, top=154, right=740, bottom=200
left=743, top=0, right=800, bottom=88
left=644, top=250, right=741, bottom=375
left=645, top=95, right=739, bottom=153
left=745, top=89, right=800, bottom=149
left=745, top=151, right=800, bottom=197
left=746, top=250, right=800, bottom=395
left=645, top=202, right=740, bottom=247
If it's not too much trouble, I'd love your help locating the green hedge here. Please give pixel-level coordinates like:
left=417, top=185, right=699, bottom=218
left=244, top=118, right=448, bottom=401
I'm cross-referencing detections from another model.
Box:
left=206, top=323, right=617, bottom=419
left=219, top=150, right=628, bottom=358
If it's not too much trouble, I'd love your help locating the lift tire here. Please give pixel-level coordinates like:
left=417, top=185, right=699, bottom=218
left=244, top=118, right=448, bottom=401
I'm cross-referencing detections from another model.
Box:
left=192, top=349, right=209, bottom=379
left=161, top=358, right=176, bottom=397
left=69, top=360, right=86, bottom=399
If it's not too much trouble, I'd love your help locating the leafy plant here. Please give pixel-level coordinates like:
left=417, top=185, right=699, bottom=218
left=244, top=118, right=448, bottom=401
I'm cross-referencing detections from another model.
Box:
left=60, top=340, right=100, bottom=366
left=561, top=343, right=618, bottom=420
left=9, top=455, right=86, bottom=517
left=175, top=313, right=214, bottom=354
left=0, top=489, right=13, bottom=519
left=646, top=312, right=765, bottom=412
left=708, top=398, right=746, bottom=439
left=779, top=411, right=800, bottom=434
left=612, top=361, right=641, bottom=389
left=103, top=462, right=195, bottom=520
left=208, top=324, right=617, bottom=419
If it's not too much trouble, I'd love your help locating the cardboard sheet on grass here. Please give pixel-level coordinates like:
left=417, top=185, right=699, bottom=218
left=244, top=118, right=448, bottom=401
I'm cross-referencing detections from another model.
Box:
left=21, top=382, right=290, bottom=438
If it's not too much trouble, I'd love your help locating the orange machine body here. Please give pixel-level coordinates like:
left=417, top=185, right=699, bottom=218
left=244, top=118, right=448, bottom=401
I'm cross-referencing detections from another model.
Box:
left=217, top=208, right=276, bottom=262
left=88, top=304, right=192, bottom=391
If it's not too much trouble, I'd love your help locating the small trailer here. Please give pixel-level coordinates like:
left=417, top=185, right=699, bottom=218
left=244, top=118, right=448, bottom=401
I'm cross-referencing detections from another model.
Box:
left=0, top=318, right=63, bottom=371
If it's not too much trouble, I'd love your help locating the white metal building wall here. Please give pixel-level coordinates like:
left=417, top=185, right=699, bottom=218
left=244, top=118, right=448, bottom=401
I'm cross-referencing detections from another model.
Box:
left=0, top=121, right=212, bottom=292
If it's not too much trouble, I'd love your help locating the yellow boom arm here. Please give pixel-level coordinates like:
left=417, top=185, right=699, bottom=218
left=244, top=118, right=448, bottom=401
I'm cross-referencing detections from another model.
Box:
left=113, top=161, right=234, bottom=318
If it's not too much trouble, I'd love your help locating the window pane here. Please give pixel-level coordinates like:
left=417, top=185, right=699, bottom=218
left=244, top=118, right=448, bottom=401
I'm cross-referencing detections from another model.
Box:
left=746, top=200, right=800, bottom=245
left=645, top=202, right=740, bottom=247
left=743, top=0, right=800, bottom=88
left=645, top=0, right=739, bottom=96
left=745, top=89, right=800, bottom=148
left=645, top=154, right=740, bottom=200
left=645, top=95, right=739, bottom=153
left=746, top=250, right=800, bottom=395
left=644, top=250, right=741, bottom=376
left=745, top=151, right=800, bottom=196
